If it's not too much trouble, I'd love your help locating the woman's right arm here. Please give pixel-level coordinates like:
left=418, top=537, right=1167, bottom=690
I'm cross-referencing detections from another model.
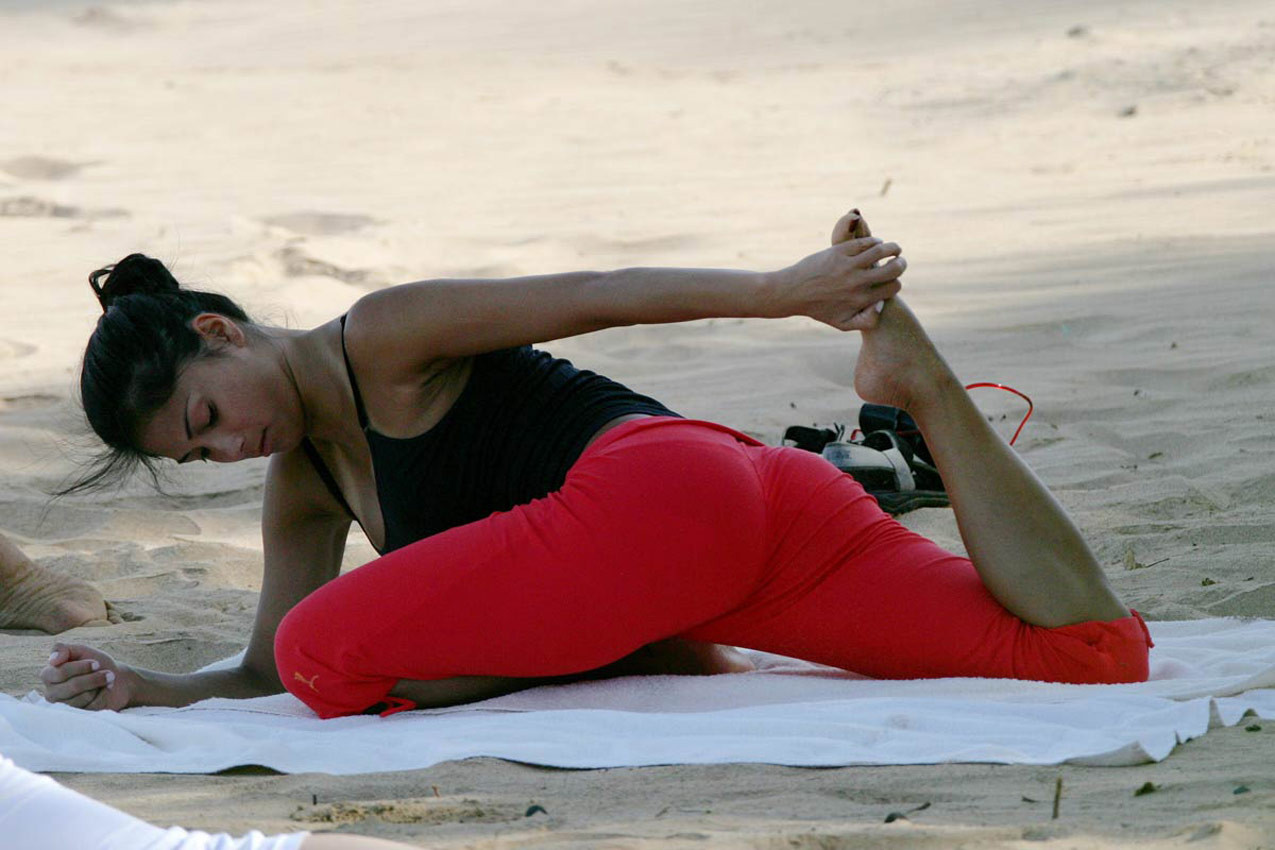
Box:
left=41, top=448, right=353, bottom=710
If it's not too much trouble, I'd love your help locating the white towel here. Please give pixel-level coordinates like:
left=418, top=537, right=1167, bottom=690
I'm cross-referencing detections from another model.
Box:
left=3, top=618, right=1274, bottom=775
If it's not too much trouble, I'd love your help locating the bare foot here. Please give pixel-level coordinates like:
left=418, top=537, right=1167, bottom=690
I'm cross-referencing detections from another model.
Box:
left=853, top=297, right=961, bottom=415
left=0, top=535, right=115, bottom=633
left=827, top=209, right=944, bottom=394
left=664, top=640, right=755, bottom=675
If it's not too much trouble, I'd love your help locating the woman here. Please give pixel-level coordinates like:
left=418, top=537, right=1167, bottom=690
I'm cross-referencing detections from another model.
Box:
left=1, top=754, right=410, bottom=849
left=43, top=211, right=1150, bottom=718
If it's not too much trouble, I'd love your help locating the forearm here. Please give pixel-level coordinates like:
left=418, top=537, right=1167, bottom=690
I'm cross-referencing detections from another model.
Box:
left=359, top=229, right=900, bottom=361
left=586, top=266, right=778, bottom=326
left=126, top=663, right=282, bottom=708
left=355, top=265, right=785, bottom=360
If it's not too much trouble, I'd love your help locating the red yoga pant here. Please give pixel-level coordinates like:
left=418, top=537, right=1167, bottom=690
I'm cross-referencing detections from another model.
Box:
left=275, top=418, right=1152, bottom=718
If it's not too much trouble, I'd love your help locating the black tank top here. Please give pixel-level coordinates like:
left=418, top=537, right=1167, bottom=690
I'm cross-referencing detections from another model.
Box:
left=302, top=317, right=678, bottom=553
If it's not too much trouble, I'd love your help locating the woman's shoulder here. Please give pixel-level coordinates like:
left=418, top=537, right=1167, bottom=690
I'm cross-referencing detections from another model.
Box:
left=341, top=290, right=442, bottom=372
left=341, top=289, right=399, bottom=349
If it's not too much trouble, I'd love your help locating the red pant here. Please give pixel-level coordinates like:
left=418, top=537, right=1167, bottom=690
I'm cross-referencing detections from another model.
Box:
left=275, top=418, right=1152, bottom=718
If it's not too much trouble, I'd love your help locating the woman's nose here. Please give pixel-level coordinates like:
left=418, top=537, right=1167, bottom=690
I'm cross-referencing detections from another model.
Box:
left=207, top=432, right=247, bottom=462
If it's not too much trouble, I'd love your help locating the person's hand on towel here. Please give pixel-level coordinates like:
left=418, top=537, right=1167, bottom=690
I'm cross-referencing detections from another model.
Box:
left=41, top=644, right=132, bottom=711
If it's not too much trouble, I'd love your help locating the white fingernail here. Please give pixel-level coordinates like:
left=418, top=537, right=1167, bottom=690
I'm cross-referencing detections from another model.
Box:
left=875, top=301, right=885, bottom=313
left=90, top=660, right=100, bottom=672
left=104, top=671, right=115, bottom=688
left=47, top=652, right=58, bottom=664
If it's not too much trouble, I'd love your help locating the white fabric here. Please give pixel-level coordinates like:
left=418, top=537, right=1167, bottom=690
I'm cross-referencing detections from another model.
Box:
left=0, top=756, right=307, bottom=850
left=4, top=618, right=1275, bottom=776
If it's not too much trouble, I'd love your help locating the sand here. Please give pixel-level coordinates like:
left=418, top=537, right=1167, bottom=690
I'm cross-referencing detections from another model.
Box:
left=1, top=0, right=1274, bottom=845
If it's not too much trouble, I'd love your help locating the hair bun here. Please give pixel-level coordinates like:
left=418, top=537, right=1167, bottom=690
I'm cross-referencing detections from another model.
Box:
left=89, top=254, right=180, bottom=311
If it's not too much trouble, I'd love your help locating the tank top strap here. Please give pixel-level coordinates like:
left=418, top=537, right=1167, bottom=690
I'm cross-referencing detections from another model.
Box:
left=338, top=314, right=370, bottom=430
left=300, top=437, right=358, bottom=521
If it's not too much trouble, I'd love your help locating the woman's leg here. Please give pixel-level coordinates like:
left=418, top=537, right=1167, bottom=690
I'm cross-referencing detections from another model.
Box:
left=274, top=420, right=774, bottom=718
left=853, top=298, right=1129, bottom=628
left=275, top=301, right=1145, bottom=716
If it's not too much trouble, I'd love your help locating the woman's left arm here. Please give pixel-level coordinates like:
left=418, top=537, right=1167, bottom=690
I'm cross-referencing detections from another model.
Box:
left=348, top=233, right=904, bottom=362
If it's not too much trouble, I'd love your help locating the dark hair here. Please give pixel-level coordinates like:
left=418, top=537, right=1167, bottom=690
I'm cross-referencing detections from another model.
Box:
left=60, top=254, right=252, bottom=494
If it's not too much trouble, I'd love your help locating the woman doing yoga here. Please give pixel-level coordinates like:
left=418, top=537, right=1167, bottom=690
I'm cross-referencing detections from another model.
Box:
left=43, top=211, right=1150, bottom=718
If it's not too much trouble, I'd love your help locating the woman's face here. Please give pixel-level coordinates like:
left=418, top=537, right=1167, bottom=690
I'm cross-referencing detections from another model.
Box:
left=137, top=342, right=304, bottom=465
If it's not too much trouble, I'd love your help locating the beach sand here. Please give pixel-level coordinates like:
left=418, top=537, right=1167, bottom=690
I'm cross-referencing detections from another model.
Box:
left=1, top=0, right=1274, bottom=845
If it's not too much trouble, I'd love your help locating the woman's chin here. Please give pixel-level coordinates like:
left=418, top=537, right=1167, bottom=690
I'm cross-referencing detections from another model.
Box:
left=269, top=431, right=302, bottom=458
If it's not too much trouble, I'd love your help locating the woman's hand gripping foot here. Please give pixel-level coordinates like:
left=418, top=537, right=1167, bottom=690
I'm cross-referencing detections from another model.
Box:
left=827, top=209, right=960, bottom=416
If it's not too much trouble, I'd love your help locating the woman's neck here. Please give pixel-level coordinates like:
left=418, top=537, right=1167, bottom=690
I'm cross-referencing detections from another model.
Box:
left=260, top=319, right=362, bottom=449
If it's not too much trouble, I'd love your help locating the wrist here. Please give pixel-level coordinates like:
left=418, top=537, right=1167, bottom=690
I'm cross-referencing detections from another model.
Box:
left=754, top=268, right=791, bottom=319
left=116, top=664, right=143, bottom=705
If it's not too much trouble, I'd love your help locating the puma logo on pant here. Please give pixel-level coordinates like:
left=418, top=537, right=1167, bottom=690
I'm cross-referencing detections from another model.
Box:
left=293, top=671, right=320, bottom=692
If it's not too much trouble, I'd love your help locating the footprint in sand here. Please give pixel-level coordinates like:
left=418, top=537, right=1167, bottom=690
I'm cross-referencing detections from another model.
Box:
left=72, top=6, right=147, bottom=33
left=801, top=348, right=855, bottom=389
left=1215, top=365, right=1275, bottom=391
left=0, top=501, right=110, bottom=541
left=1, top=393, right=59, bottom=408
left=0, top=393, right=61, bottom=418
left=260, top=211, right=378, bottom=237
left=1209, top=582, right=1275, bottom=619
left=1189, top=524, right=1275, bottom=545
left=608, top=342, right=705, bottom=363
left=0, top=340, right=38, bottom=361
left=276, top=245, right=379, bottom=287
left=294, top=798, right=520, bottom=826
left=0, top=196, right=78, bottom=218
left=0, top=156, right=92, bottom=181
left=571, top=232, right=702, bottom=258
left=0, top=196, right=128, bottom=220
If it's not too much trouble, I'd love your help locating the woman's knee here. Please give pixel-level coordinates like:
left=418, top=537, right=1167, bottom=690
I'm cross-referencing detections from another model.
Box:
left=272, top=597, right=325, bottom=701
left=1019, top=611, right=1153, bottom=684
left=273, top=592, right=393, bottom=718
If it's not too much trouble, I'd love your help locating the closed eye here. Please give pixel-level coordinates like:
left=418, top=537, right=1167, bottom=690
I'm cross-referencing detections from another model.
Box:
left=179, top=401, right=219, bottom=464
left=199, top=404, right=218, bottom=461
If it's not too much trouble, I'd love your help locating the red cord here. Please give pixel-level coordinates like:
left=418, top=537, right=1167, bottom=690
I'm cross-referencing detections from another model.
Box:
left=964, top=382, right=1034, bottom=445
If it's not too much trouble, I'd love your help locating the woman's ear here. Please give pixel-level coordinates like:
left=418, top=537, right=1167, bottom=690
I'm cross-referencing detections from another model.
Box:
left=190, top=312, right=247, bottom=347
